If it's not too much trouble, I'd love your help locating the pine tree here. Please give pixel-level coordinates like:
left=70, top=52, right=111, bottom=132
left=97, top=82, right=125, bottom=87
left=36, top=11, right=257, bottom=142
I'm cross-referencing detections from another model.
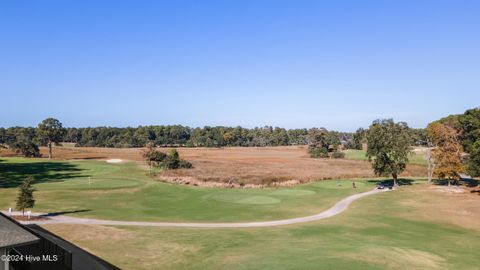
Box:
left=16, top=177, right=36, bottom=215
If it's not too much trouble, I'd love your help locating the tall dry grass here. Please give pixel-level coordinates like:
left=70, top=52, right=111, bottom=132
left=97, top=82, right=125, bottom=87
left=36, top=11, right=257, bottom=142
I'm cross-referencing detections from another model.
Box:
left=2, top=146, right=427, bottom=184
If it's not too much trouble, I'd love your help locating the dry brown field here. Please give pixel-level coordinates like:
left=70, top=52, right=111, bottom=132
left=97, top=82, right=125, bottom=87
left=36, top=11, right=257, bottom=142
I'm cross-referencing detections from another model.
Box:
left=1, top=145, right=427, bottom=185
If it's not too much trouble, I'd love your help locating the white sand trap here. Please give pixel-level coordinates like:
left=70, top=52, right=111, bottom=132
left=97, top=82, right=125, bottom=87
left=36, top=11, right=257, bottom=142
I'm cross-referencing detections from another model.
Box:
left=106, top=159, right=123, bottom=163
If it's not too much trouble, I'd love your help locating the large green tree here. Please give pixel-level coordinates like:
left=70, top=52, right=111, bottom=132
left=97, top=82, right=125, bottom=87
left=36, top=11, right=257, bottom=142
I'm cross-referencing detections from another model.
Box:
left=16, top=177, right=36, bottom=215
left=459, top=108, right=480, bottom=176
left=366, top=119, right=412, bottom=186
left=38, top=118, right=66, bottom=159
left=467, top=140, right=480, bottom=177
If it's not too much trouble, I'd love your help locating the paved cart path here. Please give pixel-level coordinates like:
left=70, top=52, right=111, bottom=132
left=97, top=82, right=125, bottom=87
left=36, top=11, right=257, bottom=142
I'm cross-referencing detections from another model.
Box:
left=6, top=189, right=387, bottom=228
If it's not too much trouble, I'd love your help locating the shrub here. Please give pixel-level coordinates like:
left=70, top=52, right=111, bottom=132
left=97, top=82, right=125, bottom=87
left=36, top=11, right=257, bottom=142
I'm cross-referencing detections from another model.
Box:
left=144, top=146, right=192, bottom=170
left=163, top=149, right=180, bottom=169
left=309, top=147, right=329, bottom=158
left=143, top=144, right=167, bottom=166
left=332, top=151, right=345, bottom=159
left=178, top=160, right=193, bottom=169
left=163, top=149, right=192, bottom=169
left=11, top=140, right=41, bottom=157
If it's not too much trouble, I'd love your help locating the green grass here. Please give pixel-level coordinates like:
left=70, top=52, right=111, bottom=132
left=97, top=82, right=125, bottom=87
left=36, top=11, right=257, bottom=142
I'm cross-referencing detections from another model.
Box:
left=343, top=149, right=427, bottom=165
left=2, top=157, right=478, bottom=269
left=49, top=186, right=480, bottom=270
left=0, top=157, right=379, bottom=222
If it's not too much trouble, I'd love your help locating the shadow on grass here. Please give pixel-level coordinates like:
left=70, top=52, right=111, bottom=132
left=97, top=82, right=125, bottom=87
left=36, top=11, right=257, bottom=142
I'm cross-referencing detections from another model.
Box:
left=69, top=156, right=106, bottom=160
left=461, top=178, right=479, bottom=187
left=0, top=159, right=89, bottom=188
left=40, top=209, right=91, bottom=217
left=431, top=178, right=479, bottom=187
left=367, top=178, right=415, bottom=187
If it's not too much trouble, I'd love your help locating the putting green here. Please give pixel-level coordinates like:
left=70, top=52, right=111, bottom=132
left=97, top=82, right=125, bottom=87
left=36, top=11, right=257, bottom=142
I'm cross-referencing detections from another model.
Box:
left=208, top=193, right=281, bottom=204
left=312, top=180, right=366, bottom=189
left=269, top=189, right=315, bottom=196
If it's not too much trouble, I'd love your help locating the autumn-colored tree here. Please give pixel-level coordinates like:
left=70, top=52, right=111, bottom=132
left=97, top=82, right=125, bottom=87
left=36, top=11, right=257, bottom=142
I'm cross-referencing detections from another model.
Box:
left=427, top=122, right=465, bottom=186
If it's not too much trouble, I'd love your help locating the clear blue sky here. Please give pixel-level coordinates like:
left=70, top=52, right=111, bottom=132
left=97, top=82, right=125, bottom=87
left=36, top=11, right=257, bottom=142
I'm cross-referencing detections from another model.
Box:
left=1, top=1, right=479, bottom=131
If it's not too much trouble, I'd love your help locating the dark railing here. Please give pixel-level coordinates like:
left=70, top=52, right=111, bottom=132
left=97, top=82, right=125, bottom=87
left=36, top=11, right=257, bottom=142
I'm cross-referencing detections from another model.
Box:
left=10, top=236, right=72, bottom=270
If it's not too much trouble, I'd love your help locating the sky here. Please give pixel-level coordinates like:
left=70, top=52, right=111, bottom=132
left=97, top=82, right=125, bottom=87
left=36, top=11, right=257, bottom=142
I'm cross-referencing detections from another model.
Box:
left=1, top=0, right=479, bottom=131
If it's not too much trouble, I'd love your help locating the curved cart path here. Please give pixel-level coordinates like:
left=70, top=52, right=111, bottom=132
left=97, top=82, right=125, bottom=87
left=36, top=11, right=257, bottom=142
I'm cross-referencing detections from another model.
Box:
left=9, top=189, right=387, bottom=228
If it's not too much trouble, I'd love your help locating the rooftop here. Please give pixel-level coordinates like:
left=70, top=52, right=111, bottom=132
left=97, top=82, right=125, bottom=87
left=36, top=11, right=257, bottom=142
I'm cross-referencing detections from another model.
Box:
left=0, top=212, right=39, bottom=249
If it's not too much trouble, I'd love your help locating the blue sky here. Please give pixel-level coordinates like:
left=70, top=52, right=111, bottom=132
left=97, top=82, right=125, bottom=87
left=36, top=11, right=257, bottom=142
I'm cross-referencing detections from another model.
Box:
left=1, top=0, right=479, bottom=131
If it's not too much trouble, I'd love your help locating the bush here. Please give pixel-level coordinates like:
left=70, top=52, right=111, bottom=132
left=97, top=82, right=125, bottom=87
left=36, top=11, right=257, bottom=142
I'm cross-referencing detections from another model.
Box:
left=343, top=140, right=357, bottom=150
left=332, top=151, right=345, bottom=159
left=144, top=146, right=192, bottom=170
left=163, top=149, right=192, bottom=169
left=11, top=141, right=41, bottom=157
left=178, top=160, right=193, bottom=169
left=309, top=147, right=329, bottom=158
left=163, top=149, right=180, bottom=169
left=143, top=144, right=167, bottom=166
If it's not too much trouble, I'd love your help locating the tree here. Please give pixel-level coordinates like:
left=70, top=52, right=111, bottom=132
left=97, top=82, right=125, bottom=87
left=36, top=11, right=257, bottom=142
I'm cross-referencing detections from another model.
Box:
left=467, top=140, right=480, bottom=177
left=16, top=177, right=36, bottom=216
left=307, top=128, right=330, bottom=158
left=459, top=108, right=480, bottom=177
left=366, top=119, right=412, bottom=186
left=353, top=128, right=366, bottom=150
left=11, top=139, right=41, bottom=157
left=38, top=118, right=66, bottom=159
left=8, top=129, right=41, bottom=157
left=425, top=139, right=435, bottom=183
left=428, top=122, right=465, bottom=186
left=143, top=143, right=167, bottom=173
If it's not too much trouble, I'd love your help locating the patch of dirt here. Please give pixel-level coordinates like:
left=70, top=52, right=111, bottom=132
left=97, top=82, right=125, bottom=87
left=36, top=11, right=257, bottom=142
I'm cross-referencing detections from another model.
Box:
left=399, top=185, right=480, bottom=230
left=44, top=224, right=133, bottom=242
left=11, top=215, right=49, bottom=221
left=430, top=186, right=467, bottom=193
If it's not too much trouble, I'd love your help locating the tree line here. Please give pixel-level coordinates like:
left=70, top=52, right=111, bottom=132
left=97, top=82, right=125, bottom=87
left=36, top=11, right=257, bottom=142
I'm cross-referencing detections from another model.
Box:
left=1, top=122, right=359, bottom=149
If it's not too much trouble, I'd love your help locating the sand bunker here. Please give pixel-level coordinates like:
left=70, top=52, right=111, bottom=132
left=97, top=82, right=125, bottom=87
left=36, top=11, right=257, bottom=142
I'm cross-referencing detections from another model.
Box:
left=432, top=186, right=466, bottom=194
left=106, top=159, right=123, bottom=163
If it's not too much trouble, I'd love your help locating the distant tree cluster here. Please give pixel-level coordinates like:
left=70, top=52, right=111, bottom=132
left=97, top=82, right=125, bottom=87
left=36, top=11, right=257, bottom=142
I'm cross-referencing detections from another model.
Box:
left=307, top=128, right=345, bottom=158
left=1, top=124, right=356, bottom=150
left=0, top=127, right=41, bottom=157
left=62, top=126, right=357, bottom=148
left=0, top=118, right=67, bottom=158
